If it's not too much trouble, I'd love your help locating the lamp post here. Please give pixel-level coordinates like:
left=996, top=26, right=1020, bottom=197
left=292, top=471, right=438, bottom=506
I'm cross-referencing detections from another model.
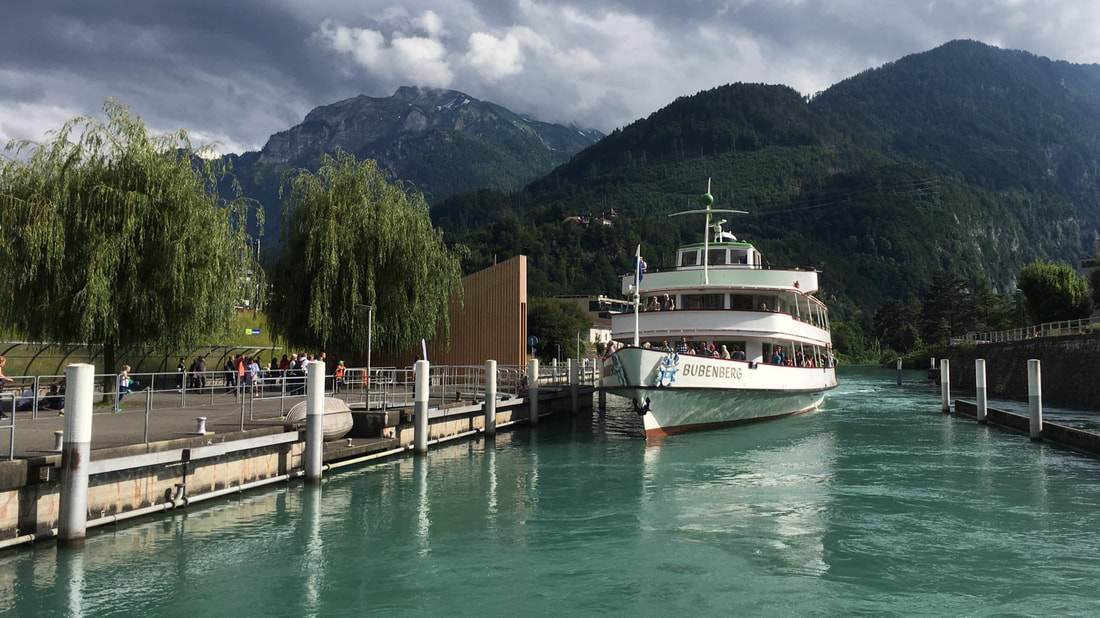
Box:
left=356, top=304, right=373, bottom=402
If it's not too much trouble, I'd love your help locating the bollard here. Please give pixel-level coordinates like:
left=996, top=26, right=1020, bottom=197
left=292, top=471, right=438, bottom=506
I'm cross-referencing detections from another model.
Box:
left=414, top=360, right=429, bottom=454
left=598, top=360, right=606, bottom=411
left=52, top=430, right=64, bottom=452
left=569, top=358, right=579, bottom=415
left=527, top=358, right=540, bottom=426
left=1028, top=359, right=1042, bottom=441
left=485, top=360, right=497, bottom=438
left=975, top=359, right=988, bottom=424
left=304, top=361, right=326, bottom=483
left=940, top=359, right=951, bottom=413
left=192, top=417, right=208, bottom=435
left=59, top=363, right=94, bottom=548
left=896, top=358, right=902, bottom=386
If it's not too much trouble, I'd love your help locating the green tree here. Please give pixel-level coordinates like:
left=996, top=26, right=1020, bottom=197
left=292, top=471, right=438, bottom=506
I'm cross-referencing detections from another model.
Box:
left=267, top=151, right=462, bottom=354
left=527, top=298, right=591, bottom=362
left=872, top=299, right=921, bottom=352
left=1017, top=260, right=1091, bottom=324
left=1089, top=267, right=1100, bottom=310
left=0, top=100, right=255, bottom=379
left=919, top=270, right=972, bottom=346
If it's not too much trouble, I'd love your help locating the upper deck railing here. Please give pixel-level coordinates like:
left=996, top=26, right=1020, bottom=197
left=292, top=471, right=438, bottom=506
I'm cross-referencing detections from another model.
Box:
left=951, top=317, right=1100, bottom=345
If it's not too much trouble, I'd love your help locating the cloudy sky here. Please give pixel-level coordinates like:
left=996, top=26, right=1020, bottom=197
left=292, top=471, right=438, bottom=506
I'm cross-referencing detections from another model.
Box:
left=3, top=0, right=1099, bottom=154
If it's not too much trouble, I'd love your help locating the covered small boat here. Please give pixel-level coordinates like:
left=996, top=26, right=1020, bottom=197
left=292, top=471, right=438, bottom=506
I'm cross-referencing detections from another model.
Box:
left=284, top=397, right=354, bottom=440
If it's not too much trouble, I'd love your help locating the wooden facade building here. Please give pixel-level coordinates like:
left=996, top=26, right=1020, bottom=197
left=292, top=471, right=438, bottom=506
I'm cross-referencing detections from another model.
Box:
left=376, top=255, right=528, bottom=368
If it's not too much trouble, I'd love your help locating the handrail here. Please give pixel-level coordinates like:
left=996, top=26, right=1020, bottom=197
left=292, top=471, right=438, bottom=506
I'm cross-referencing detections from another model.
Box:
left=952, top=317, right=1100, bottom=345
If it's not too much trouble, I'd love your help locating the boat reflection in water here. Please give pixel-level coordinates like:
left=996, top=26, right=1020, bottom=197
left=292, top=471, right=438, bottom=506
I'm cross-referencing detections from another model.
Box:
left=639, top=408, right=836, bottom=578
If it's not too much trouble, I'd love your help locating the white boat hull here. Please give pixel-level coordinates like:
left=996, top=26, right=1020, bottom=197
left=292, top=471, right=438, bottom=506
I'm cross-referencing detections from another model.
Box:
left=602, top=347, right=837, bottom=438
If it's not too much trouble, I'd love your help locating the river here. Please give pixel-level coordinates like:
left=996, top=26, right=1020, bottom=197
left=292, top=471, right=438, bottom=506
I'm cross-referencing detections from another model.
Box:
left=2, top=366, right=1100, bottom=616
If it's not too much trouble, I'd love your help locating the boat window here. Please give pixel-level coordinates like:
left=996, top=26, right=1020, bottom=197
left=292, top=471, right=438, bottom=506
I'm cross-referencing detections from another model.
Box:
left=730, top=294, right=755, bottom=310
left=681, top=294, right=724, bottom=310
left=680, top=251, right=699, bottom=267
left=708, top=249, right=727, bottom=265
left=730, top=250, right=748, bottom=265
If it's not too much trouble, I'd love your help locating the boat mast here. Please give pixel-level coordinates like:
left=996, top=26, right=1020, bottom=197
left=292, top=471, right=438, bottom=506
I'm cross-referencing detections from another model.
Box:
left=703, top=178, right=712, bottom=285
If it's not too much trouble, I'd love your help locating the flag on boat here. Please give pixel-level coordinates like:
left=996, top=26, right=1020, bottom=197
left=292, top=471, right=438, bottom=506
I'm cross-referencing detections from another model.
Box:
left=634, top=244, right=646, bottom=286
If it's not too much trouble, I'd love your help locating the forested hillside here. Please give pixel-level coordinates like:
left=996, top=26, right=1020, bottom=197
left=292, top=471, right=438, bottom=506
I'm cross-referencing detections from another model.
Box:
left=434, top=56, right=1088, bottom=318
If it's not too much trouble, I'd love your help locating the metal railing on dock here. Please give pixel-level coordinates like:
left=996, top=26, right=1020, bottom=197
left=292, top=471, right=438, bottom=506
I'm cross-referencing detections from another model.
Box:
left=0, top=359, right=600, bottom=459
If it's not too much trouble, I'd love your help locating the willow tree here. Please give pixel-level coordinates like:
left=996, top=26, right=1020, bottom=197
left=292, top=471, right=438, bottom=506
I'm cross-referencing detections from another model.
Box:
left=0, top=100, right=257, bottom=377
left=268, top=151, right=462, bottom=355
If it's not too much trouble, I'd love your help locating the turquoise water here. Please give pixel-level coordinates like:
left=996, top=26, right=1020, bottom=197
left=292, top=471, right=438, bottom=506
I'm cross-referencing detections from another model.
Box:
left=4, top=367, right=1100, bottom=616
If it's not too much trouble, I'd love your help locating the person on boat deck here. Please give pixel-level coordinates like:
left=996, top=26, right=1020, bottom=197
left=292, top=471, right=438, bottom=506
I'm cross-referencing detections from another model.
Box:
left=661, top=293, right=675, bottom=311
left=675, top=337, right=690, bottom=355
left=732, top=345, right=746, bottom=361
left=720, top=345, right=731, bottom=359
left=760, top=302, right=768, bottom=311
left=661, top=339, right=672, bottom=352
left=770, top=346, right=784, bottom=365
left=647, top=296, right=660, bottom=311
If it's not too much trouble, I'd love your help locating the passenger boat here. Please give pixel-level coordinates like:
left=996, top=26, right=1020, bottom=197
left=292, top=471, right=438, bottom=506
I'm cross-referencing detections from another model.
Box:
left=601, top=184, right=838, bottom=438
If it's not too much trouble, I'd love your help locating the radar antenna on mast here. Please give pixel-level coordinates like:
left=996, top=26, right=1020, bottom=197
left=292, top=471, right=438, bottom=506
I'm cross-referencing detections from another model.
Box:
left=668, top=178, right=748, bottom=284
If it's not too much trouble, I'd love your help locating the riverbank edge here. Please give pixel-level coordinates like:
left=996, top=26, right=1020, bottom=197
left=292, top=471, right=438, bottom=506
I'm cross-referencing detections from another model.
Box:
left=0, top=388, right=593, bottom=550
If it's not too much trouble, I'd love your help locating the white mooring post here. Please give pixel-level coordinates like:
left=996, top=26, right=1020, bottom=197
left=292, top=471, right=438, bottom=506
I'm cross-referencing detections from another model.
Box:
left=896, top=358, right=902, bottom=386
left=1028, top=359, right=1043, bottom=441
left=569, top=358, right=579, bottom=415
left=975, top=359, right=988, bottom=424
left=59, top=363, right=94, bottom=548
left=940, top=358, right=951, bottom=413
left=598, top=360, right=606, bottom=411
left=527, top=358, right=540, bottom=426
left=304, top=361, right=326, bottom=483
left=485, top=360, right=497, bottom=438
left=414, top=360, right=430, bottom=454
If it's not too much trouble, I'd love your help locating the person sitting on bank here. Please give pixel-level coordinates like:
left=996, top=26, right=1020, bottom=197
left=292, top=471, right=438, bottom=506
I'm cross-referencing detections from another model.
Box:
left=732, top=345, right=746, bottom=361
left=661, top=294, right=675, bottom=311
left=646, top=296, right=660, bottom=311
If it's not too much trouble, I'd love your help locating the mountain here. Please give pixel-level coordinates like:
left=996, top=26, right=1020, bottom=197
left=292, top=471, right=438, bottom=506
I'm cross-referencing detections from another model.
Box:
left=227, top=86, right=602, bottom=239
left=434, top=42, right=1094, bottom=319
left=811, top=39, right=1100, bottom=236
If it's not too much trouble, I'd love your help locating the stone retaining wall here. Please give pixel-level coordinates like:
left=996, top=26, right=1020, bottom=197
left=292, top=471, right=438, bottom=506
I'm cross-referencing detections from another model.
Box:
left=945, top=334, right=1100, bottom=408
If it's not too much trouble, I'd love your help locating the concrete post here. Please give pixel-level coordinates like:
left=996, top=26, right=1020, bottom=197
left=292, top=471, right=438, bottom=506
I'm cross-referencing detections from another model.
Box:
left=896, top=358, right=902, bottom=386
left=414, top=360, right=429, bottom=454
left=527, top=358, right=540, bottom=426
left=1028, top=359, right=1043, bottom=441
left=304, top=360, right=325, bottom=483
left=940, top=358, right=951, bottom=413
left=59, top=363, right=94, bottom=548
left=598, top=360, right=606, bottom=411
left=569, top=358, right=579, bottom=415
left=485, top=360, right=497, bottom=438
left=975, top=359, right=988, bottom=424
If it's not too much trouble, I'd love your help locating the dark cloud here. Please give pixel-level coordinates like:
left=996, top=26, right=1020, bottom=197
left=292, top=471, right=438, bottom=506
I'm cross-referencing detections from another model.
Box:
left=3, top=0, right=1098, bottom=153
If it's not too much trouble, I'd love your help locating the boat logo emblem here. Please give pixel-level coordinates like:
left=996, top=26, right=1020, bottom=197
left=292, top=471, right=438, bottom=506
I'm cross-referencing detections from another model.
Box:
left=655, top=352, right=680, bottom=387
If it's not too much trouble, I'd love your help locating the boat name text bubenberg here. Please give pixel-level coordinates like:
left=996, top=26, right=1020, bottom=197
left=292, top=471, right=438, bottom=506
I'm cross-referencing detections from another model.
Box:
left=680, top=363, right=743, bottom=380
